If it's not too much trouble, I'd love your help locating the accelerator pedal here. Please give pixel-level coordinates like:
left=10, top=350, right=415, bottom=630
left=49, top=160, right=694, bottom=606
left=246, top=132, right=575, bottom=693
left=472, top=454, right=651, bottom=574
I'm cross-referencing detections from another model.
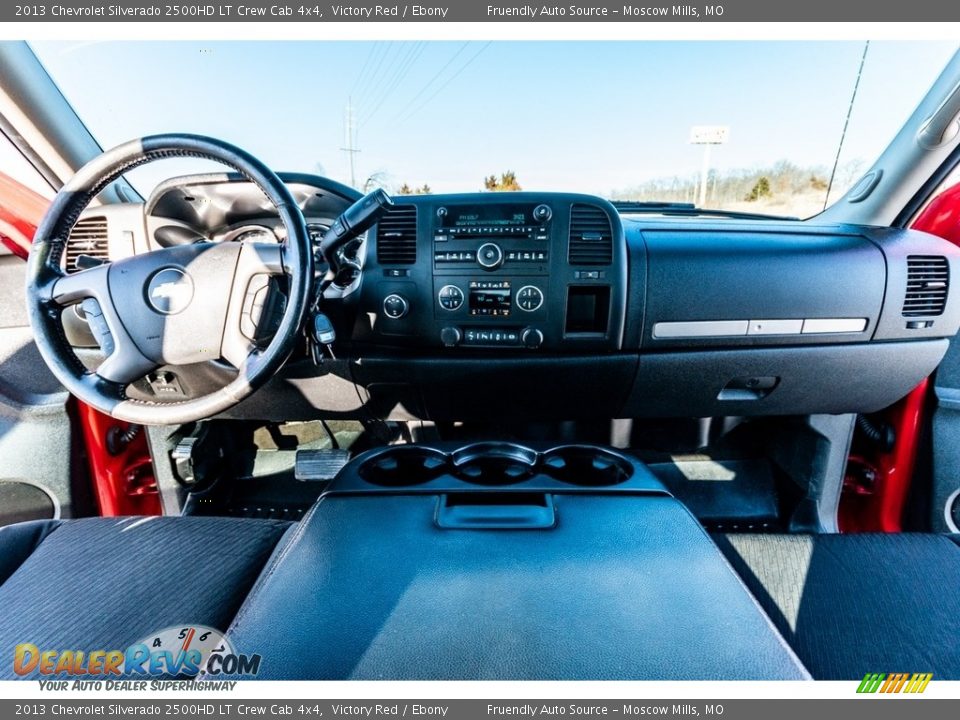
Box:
left=295, top=449, right=351, bottom=481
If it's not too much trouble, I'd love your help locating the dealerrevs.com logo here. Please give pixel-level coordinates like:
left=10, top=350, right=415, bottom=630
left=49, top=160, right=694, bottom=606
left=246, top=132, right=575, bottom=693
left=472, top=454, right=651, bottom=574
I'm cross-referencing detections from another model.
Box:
left=13, top=625, right=260, bottom=679
left=857, top=673, right=933, bottom=694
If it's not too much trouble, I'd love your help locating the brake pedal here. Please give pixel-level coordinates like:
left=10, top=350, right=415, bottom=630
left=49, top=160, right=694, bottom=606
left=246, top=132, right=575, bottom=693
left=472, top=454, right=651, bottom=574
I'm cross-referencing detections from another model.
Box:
left=295, top=449, right=351, bottom=481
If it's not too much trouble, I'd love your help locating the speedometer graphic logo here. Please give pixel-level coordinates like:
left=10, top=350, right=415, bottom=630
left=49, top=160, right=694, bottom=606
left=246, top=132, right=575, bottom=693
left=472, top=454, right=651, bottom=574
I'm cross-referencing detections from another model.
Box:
left=131, top=625, right=233, bottom=677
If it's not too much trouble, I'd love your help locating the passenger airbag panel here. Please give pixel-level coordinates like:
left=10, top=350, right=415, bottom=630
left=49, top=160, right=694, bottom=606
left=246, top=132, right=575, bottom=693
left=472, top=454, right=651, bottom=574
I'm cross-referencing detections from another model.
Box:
left=640, top=230, right=886, bottom=348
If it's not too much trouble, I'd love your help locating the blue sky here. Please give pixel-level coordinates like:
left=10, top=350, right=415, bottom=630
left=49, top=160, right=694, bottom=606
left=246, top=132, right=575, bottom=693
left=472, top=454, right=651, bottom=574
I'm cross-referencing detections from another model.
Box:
left=30, top=41, right=960, bottom=196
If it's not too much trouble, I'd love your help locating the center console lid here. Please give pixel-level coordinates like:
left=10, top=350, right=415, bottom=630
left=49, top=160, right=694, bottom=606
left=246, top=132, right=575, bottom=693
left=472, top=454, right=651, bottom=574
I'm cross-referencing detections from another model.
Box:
left=227, top=444, right=810, bottom=680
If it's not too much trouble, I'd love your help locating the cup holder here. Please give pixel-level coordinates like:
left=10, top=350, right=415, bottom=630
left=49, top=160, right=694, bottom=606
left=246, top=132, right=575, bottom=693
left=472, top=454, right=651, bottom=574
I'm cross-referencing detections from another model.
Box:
left=451, top=442, right=538, bottom=486
left=358, top=446, right=449, bottom=487
left=541, top=445, right=634, bottom=487
left=353, top=443, right=636, bottom=490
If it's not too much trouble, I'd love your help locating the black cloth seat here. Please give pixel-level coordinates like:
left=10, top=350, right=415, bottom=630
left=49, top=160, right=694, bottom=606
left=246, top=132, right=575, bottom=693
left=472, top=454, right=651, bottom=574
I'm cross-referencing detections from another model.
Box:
left=11, top=515, right=956, bottom=681
left=0, top=516, right=291, bottom=679
left=713, top=532, right=960, bottom=680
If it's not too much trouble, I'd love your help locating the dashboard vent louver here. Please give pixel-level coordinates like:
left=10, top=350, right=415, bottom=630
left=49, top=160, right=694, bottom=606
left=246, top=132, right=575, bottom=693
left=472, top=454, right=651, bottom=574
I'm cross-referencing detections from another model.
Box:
left=376, top=205, right=418, bottom=265
left=903, top=255, right=949, bottom=317
left=64, top=217, right=109, bottom=273
left=568, top=204, right=613, bottom=265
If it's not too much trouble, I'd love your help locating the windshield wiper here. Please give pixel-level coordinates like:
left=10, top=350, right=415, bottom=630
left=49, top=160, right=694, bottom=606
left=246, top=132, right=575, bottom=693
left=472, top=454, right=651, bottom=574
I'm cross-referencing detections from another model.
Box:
left=610, top=201, right=798, bottom=222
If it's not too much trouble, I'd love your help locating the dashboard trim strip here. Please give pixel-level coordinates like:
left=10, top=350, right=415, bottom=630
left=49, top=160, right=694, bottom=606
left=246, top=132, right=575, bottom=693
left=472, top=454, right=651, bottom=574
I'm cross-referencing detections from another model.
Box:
left=801, top=318, right=869, bottom=334
left=654, top=318, right=869, bottom=339
left=653, top=321, right=749, bottom=338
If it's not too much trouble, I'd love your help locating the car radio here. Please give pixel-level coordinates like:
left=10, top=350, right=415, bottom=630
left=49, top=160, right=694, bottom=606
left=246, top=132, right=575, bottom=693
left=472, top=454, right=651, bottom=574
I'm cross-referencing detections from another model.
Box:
left=433, top=202, right=553, bottom=273
left=365, top=193, right=626, bottom=354
left=427, top=202, right=553, bottom=348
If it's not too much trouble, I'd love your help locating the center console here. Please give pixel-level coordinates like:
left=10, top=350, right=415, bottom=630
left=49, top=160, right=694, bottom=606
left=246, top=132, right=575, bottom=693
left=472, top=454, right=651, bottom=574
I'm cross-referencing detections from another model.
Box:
left=356, top=193, right=628, bottom=352
left=226, top=442, right=810, bottom=680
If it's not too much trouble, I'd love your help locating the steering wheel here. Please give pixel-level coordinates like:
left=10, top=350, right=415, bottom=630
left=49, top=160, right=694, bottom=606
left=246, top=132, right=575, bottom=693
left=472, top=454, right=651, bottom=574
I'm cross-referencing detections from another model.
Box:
left=26, top=134, right=313, bottom=425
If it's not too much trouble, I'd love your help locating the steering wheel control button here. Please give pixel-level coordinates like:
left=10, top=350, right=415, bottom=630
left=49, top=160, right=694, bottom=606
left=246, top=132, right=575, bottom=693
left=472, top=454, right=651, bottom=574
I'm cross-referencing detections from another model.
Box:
left=80, top=298, right=115, bottom=356
left=477, top=242, right=504, bottom=270
left=241, top=274, right=273, bottom=341
left=438, top=285, right=465, bottom=311
left=145, top=267, right=194, bottom=315
left=516, top=285, right=544, bottom=312
left=533, top=204, right=553, bottom=223
left=383, top=294, right=410, bottom=319
left=147, top=371, right=185, bottom=398
left=521, top=327, right=545, bottom=349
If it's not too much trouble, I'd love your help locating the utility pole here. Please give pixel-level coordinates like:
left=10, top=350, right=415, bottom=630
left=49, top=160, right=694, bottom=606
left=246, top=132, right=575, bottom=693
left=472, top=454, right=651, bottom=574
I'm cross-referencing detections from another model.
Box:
left=690, top=126, right=729, bottom=207
left=698, top=144, right=712, bottom=207
left=341, top=97, right=360, bottom=189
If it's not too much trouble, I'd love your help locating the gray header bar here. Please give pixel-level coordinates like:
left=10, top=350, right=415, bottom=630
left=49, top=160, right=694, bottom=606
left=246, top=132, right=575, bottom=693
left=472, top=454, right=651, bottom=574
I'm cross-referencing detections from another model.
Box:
left=5, top=0, right=960, bottom=22
left=3, top=699, right=960, bottom=719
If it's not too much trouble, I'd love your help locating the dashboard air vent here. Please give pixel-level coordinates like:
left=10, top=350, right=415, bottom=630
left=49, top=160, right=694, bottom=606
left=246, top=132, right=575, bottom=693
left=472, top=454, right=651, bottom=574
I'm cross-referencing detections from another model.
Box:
left=64, top=217, right=109, bottom=273
left=376, top=205, right=418, bottom=265
left=568, top=204, right=613, bottom=265
left=903, top=255, right=949, bottom=317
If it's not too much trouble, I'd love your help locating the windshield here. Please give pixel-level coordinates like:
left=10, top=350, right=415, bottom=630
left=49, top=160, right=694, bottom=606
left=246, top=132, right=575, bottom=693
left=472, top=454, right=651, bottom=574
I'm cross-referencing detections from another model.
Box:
left=31, top=40, right=959, bottom=218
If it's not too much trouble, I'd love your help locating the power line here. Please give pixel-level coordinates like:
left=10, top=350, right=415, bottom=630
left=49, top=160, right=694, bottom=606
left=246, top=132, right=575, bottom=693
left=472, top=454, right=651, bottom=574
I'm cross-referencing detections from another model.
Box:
left=389, top=42, right=470, bottom=123
left=358, top=42, right=422, bottom=124
left=350, top=41, right=381, bottom=99
left=355, top=42, right=425, bottom=130
left=354, top=41, right=400, bottom=109
left=359, top=42, right=427, bottom=128
left=352, top=42, right=384, bottom=101
left=354, top=41, right=395, bottom=107
left=394, top=42, right=492, bottom=126
left=347, top=42, right=416, bottom=186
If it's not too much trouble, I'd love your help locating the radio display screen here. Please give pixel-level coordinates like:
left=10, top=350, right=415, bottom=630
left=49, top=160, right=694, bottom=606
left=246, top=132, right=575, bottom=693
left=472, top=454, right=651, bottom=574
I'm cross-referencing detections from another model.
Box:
left=469, top=280, right=512, bottom=316
left=442, top=204, right=534, bottom=228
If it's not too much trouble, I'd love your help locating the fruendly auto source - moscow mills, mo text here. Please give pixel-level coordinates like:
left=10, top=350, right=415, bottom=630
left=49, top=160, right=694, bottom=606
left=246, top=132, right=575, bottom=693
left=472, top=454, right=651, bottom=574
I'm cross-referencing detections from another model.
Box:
left=485, top=4, right=720, bottom=17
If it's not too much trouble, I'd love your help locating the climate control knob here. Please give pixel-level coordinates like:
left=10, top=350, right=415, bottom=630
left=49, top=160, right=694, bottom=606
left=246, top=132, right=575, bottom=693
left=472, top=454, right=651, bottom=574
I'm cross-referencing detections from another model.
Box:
left=516, top=285, right=544, bottom=312
left=521, top=327, right=544, bottom=349
left=382, top=294, right=409, bottom=319
left=440, top=326, right=462, bottom=347
left=477, top=242, right=504, bottom=270
left=438, top=284, right=464, bottom=311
